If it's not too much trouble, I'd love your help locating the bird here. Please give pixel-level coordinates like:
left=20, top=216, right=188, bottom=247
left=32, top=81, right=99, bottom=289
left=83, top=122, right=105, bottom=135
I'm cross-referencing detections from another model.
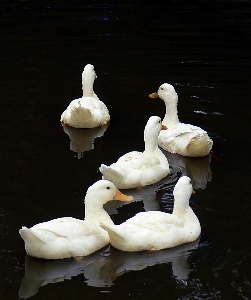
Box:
left=149, top=83, right=213, bottom=157
left=19, top=180, right=132, bottom=260
left=100, top=176, right=201, bottom=252
left=60, top=64, right=110, bottom=128
left=99, top=116, right=170, bottom=189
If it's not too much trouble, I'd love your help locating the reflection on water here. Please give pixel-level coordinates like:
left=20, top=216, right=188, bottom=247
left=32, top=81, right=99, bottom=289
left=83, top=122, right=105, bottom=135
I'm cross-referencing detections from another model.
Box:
left=19, top=239, right=199, bottom=298
left=19, top=247, right=109, bottom=299
left=104, top=168, right=181, bottom=214
left=164, top=152, right=212, bottom=190
left=63, top=123, right=109, bottom=159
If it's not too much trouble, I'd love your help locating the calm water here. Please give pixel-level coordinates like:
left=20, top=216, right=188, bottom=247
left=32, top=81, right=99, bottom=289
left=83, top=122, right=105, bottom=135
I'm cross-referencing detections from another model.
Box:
left=1, top=1, right=251, bottom=299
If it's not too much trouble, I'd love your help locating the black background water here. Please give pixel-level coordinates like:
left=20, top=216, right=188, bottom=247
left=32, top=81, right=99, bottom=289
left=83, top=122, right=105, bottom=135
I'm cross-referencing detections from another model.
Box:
left=0, top=1, right=251, bottom=299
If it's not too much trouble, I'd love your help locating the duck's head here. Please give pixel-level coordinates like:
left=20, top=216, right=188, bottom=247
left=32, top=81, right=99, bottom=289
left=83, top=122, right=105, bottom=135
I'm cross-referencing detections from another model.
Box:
left=173, top=176, right=194, bottom=204
left=144, top=116, right=167, bottom=140
left=85, top=180, right=133, bottom=205
left=82, top=64, right=97, bottom=83
left=149, top=83, right=178, bottom=105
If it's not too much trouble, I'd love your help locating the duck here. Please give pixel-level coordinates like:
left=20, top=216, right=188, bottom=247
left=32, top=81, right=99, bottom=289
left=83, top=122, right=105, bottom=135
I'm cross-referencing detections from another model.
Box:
left=100, top=176, right=201, bottom=252
left=60, top=64, right=110, bottom=128
left=99, top=116, right=170, bottom=189
left=149, top=83, right=213, bottom=157
left=19, top=180, right=132, bottom=260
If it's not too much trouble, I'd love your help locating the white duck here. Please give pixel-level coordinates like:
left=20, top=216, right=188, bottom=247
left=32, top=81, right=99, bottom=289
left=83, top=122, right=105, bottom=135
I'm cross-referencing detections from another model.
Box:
left=149, top=83, right=213, bottom=157
left=99, top=116, right=170, bottom=189
left=60, top=64, right=110, bottom=128
left=100, top=176, right=201, bottom=252
left=19, top=180, right=132, bottom=260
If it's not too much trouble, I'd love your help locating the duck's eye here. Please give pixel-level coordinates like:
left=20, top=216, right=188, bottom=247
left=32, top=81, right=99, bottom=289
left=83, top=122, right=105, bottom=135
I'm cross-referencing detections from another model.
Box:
left=161, top=87, right=163, bottom=90
left=106, top=186, right=110, bottom=190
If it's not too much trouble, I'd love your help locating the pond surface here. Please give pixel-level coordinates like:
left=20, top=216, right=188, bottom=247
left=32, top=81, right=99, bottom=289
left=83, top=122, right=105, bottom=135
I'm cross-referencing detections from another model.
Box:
left=1, top=1, right=251, bottom=299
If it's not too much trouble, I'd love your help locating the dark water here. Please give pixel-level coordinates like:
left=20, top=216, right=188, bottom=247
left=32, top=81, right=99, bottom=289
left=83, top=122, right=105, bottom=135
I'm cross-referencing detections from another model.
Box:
left=1, top=1, right=251, bottom=299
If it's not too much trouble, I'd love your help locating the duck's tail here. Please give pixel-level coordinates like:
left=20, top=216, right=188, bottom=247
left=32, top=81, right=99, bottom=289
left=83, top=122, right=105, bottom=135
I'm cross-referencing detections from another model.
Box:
left=187, top=135, right=213, bottom=157
left=100, top=223, right=125, bottom=245
left=99, top=164, right=123, bottom=185
left=71, top=105, right=92, bottom=121
left=61, top=102, right=93, bottom=128
left=19, top=227, right=45, bottom=244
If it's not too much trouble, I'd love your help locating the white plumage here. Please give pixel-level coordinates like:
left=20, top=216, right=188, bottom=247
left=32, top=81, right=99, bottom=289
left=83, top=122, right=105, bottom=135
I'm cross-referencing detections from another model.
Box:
left=61, top=64, right=110, bottom=128
left=150, top=83, right=213, bottom=157
left=99, top=116, right=170, bottom=189
left=101, top=176, right=201, bottom=252
left=19, top=180, right=132, bottom=259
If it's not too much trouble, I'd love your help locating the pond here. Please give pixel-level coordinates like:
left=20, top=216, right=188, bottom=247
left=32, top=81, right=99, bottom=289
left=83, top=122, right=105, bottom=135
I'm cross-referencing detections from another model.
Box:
left=0, top=1, right=251, bottom=299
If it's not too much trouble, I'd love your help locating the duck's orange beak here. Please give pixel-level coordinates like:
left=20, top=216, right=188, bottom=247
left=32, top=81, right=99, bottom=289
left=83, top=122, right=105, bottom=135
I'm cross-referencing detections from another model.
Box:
left=162, top=124, right=167, bottom=130
left=149, top=92, right=158, bottom=98
left=113, top=189, right=133, bottom=202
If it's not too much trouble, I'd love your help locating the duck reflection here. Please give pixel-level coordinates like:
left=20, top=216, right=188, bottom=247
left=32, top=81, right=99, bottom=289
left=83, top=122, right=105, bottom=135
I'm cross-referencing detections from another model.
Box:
left=104, top=176, right=172, bottom=214
left=164, top=151, right=212, bottom=190
left=19, top=246, right=109, bottom=299
left=19, top=239, right=199, bottom=298
left=63, top=123, right=109, bottom=159
left=98, top=238, right=199, bottom=284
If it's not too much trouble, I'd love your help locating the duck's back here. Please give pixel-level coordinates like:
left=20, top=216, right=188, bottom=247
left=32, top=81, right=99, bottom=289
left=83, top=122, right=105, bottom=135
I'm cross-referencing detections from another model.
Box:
left=61, top=96, right=110, bottom=128
left=106, top=211, right=198, bottom=252
left=20, top=217, right=110, bottom=259
left=158, top=123, right=212, bottom=157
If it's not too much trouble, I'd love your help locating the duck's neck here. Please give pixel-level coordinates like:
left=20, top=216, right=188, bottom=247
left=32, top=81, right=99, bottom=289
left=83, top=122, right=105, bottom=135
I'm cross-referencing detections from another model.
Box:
left=85, top=198, right=113, bottom=226
left=144, top=131, right=158, bottom=154
left=144, top=129, right=166, bottom=162
left=82, top=76, right=95, bottom=97
left=162, top=98, right=180, bottom=127
left=173, top=200, right=188, bottom=219
left=173, top=198, right=198, bottom=224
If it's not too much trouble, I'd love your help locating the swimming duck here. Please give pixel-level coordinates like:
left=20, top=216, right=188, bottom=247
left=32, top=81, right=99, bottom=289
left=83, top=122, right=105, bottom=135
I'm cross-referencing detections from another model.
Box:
left=61, top=64, right=110, bottom=128
left=19, top=180, right=132, bottom=260
left=100, top=176, right=201, bottom=252
left=149, top=83, right=213, bottom=157
left=99, top=116, right=170, bottom=189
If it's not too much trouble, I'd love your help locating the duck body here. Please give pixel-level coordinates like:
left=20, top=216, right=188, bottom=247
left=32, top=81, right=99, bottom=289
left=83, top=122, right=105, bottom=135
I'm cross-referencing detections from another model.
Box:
left=99, top=116, right=170, bottom=189
left=101, top=176, right=201, bottom=252
left=20, top=218, right=108, bottom=260
left=61, top=64, right=110, bottom=128
left=19, top=180, right=132, bottom=259
left=150, top=83, right=213, bottom=157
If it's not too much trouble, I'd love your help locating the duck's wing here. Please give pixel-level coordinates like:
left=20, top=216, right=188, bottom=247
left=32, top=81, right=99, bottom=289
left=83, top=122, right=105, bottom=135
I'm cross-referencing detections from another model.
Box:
left=159, top=123, right=211, bottom=156
left=164, top=123, right=205, bottom=139
left=125, top=211, right=185, bottom=230
left=30, top=217, right=96, bottom=240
